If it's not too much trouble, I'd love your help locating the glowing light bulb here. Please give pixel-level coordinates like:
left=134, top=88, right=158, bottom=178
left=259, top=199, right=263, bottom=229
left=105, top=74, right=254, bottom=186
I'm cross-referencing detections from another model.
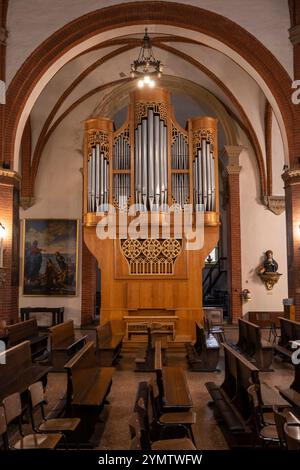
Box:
left=144, top=75, right=150, bottom=84
left=138, top=79, right=144, bottom=88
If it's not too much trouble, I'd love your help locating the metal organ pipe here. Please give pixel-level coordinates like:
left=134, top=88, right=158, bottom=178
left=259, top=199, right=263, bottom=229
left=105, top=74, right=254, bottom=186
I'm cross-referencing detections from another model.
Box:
left=147, top=109, right=154, bottom=210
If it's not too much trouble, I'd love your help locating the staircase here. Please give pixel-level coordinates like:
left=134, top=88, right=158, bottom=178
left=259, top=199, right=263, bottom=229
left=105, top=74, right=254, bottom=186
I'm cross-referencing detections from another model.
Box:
left=203, top=257, right=229, bottom=318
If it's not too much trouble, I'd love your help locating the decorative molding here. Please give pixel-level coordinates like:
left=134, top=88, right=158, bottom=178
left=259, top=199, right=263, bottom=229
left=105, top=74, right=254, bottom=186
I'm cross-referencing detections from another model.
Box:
left=222, top=145, right=243, bottom=175
left=258, top=272, right=282, bottom=291
left=263, top=195, right=285, bottom=215
left=289, top=25, right=300, bottom=45
left=282, top=167, right=300, bottom=187
left=121, top=238, right=182, bottom=275
left=0, top=168, right=20, bottom=180
left=20, top=196, right=35, bottom=210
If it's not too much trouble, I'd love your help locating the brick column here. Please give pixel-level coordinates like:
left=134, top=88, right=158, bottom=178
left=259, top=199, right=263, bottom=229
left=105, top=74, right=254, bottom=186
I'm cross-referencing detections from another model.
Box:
left=282, top=169, right=300, bottom=321
left=223, top=145, right=243, bottom=323
left=81, top=239, right=97, bottom=326
left=0, top=1, right=8, bottom=165
left=0, top=169, right=20, bottom=324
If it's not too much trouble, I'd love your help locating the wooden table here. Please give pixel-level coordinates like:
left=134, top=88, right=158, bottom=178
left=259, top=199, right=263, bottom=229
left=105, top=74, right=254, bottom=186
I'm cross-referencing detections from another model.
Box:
left=20, top=307, right=64, bottom=327
left=161, top=366, right=192, bottom=410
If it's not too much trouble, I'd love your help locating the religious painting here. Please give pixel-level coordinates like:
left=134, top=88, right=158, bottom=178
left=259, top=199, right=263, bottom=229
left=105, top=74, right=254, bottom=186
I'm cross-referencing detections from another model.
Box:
left=22, top=219, right=79, bottom=296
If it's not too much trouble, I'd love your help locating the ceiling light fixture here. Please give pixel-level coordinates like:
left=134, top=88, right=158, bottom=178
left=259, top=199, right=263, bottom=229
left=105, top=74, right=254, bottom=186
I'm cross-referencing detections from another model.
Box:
left=130, top=28, right=163, bottom=88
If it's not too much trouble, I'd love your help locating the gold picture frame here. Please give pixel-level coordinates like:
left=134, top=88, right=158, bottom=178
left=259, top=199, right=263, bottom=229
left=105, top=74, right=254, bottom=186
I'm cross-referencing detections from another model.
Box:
left=22, top=218, right=79, bottom=297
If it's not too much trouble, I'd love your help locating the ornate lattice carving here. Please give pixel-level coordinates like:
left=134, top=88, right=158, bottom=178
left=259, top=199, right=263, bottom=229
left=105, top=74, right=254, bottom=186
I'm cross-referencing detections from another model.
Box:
left=192, top=129, right=215, bottom=156
left=114, top=127, right=130, bottom=145
left=171, top=124, right=188, bottom=144
left=121, top=239, right=182, bottom=275
left=87, top=130, right=110, bottom=160
left=135, top=102, right=168, bottom=126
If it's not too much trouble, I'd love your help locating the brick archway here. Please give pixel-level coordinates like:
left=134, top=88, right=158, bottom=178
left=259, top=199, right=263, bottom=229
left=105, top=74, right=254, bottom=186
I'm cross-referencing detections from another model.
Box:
left=3, top=1, right=294, bottom=170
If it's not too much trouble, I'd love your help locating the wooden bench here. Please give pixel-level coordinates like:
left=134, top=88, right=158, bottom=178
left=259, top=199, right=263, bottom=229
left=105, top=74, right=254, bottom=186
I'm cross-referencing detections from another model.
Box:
left=278, top=355, right=300, bottom=408
left=64, top=341, right=115, bottom=442
left=231, top=318, right=274, bottom=371
left=0, top=341, right=51, bottom=402
left=7, top=319, right=48, bottom=361
left=135, top=328, right=165, bottom=372
left=49, top=320, right=87, bottom=370
left=274, top=317, right=300, bottom=361
left=206, top=343, right=289, bottom=448
left=96, top=321, right=123, bottom=366
left=185, top=322, right=220, bottom=371
left=159, top=366, right=193, bottom=411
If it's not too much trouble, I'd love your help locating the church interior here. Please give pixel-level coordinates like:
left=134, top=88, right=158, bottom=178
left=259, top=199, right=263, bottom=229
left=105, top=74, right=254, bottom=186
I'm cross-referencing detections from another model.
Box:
left=1, top=0, right=300, bottom=454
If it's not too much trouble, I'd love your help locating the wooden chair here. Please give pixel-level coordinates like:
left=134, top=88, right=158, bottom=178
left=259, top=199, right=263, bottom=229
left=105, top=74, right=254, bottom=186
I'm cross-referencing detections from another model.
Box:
left=272, top=406, right=300, bottom=448
left=0, top=405, right=9, bottom=450
left=129, top=408, right=196, bottom=451
left=148, top=380, right=196, bottom=444
left=28, top=381, right=81, bottom=446
left=284, top=423, right=300, bottom=450
left=247, top=384, right=279, bottom=447
left=2, top=392, right=62, bottom=449
left=203, top=307, right=226, bottom=343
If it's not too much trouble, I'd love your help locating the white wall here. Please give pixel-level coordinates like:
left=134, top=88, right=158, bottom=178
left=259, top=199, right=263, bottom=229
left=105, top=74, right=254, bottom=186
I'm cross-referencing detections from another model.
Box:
left=239, top=129, right=288, bottom=315
left=19, top=106, right=84, bottom=326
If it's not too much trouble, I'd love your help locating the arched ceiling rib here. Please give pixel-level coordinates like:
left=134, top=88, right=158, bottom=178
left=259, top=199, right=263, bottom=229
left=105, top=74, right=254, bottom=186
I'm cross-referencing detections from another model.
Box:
left=28, top=32, right=267, bottom=195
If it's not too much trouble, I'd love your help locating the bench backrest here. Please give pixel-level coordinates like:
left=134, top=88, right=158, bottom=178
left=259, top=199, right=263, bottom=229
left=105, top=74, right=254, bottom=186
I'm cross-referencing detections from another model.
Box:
left=279, top=317, right=300, bottom=348
left=0, top=341, right=32, bottom=398
left=222, top=343, right=259, bottom=422
left=7, top=319, right=39, bottom=346
left=236, top=318, right=249, bottom=352
left=96, top=321, right=112, bottom=347
left=50, top=320, right=74, bottom=347
left=248, top=311, right=284, bottom=328
left=237, top=318, right=263, bottom=356
left=154, top=341, right=162, bottom=371
left=195, top=322, right=206, bottom=354
left=64, top=341, right=97, bottom=403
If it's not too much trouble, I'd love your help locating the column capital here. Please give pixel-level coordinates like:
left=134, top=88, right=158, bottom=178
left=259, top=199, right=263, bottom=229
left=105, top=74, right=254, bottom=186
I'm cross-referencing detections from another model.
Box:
left=222, top=145, right=243, bottom=175
left=289, top=25, right=300, bottom=45
left=282, top=166, right=300, bottom=187
left=0, top=168, right=21, bottom=189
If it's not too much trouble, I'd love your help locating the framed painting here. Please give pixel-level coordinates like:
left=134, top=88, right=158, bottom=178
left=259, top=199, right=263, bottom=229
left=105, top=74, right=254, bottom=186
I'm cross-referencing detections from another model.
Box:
left=22, top=219, right=79, bottom=296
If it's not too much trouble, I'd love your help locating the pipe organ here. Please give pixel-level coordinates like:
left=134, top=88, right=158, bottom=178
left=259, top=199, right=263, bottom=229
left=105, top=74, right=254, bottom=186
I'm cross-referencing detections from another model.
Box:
left=83, top=87, right=219, bottom=341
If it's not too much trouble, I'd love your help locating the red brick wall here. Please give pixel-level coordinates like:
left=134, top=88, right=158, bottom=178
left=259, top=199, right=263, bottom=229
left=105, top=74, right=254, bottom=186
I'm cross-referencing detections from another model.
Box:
left=227, top=173, right=243, bottom=323
left=0, top=177, right=19, bottom=324
left=81, top=239, right=97, bottom=326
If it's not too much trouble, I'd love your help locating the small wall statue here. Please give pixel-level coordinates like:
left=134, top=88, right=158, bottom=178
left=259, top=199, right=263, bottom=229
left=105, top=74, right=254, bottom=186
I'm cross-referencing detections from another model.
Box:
left=257, top=250, right=282, bottom=290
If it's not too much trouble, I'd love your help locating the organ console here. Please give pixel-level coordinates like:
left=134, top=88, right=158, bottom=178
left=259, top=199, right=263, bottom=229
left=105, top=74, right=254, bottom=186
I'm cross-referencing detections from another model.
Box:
left=83, top=87, right=219, bottom=341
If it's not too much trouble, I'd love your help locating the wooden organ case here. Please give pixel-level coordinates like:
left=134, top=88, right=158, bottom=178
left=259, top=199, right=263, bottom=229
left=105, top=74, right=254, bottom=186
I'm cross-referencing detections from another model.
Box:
left=83, top=88, right=219, bottom=341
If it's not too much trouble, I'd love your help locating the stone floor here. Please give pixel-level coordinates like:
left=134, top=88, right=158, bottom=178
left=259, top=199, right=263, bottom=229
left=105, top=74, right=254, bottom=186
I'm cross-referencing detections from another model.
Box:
left=7, top=326, right=295, bottom=450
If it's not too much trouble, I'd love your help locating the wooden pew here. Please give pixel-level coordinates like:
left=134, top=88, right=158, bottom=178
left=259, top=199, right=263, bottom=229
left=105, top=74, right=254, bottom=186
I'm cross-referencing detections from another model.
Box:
left=232, top=318, right=274, bottom=371
left=49, top=320, right=87, bottom=370
left=7, top=319, right=48, bottom=361
left=275, top=317, right=300, bottom=361
left=95, top=321, right=123, bottom=366
left=64, top=341, right=115, bottom=442
left=135, top=329, right=165, bottom=372
left=0, top=341, right=51, bottom=402
left=206, top=343, right=289, bottom=448
left=185, top=322, right=220, bottom=371
left=278, top=358, right=300, bottom=408
left=159, top=366, right=193, bottom=411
